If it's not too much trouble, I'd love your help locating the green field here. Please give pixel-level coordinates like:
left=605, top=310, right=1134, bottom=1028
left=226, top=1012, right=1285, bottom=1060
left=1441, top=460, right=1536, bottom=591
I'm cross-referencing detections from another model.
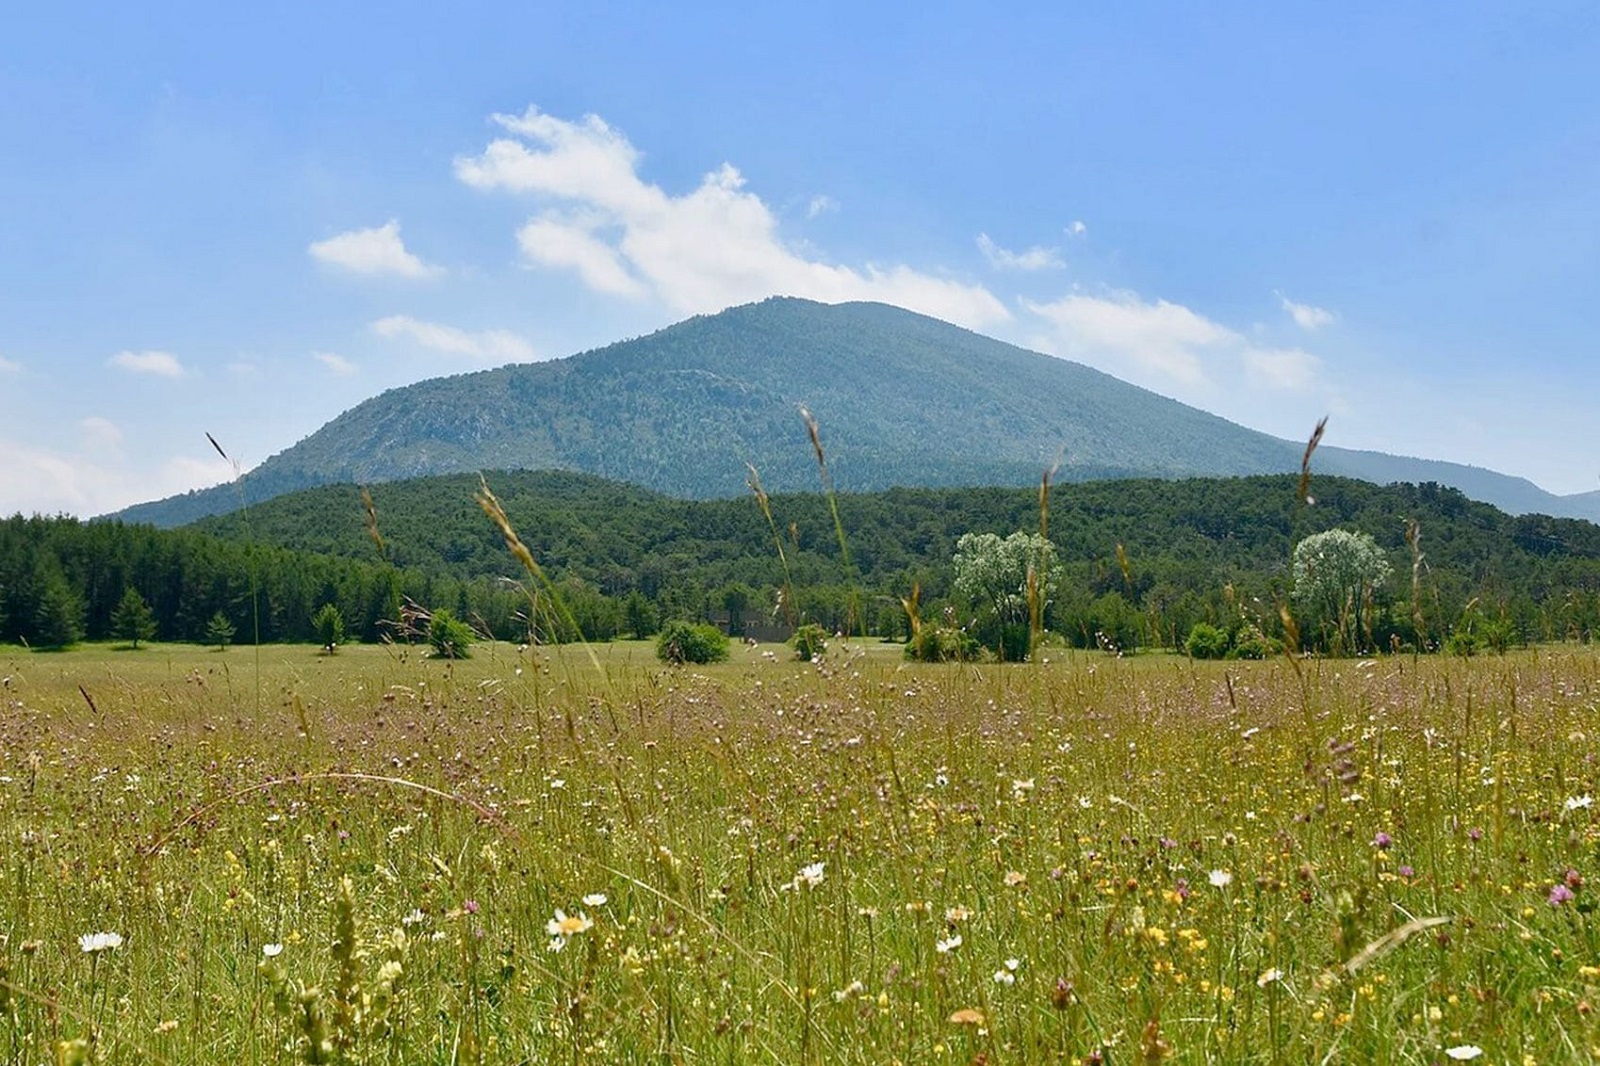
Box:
left=2, top=640, right=1599, bottom=1063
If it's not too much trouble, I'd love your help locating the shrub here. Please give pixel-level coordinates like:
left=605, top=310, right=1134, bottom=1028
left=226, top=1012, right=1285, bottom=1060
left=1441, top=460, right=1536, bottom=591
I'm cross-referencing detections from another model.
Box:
left=904, top=625, right=979, bottom=662
left=312, top=603, right=345, bottom=653
left=428, top=607, right=476, bottom=659
left=1185, top=622, right=1230, bottom=660
left=791, top=623, right=828, bottom=662
left=656, top=620, right=729, bottom=665
left=1227, top=625, right=1281, bottom=660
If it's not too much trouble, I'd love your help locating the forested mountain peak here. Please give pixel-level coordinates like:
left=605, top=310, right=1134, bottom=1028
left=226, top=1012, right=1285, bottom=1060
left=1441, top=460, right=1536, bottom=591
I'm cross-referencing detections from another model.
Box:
left=109, top=297, right=1600, bottom=527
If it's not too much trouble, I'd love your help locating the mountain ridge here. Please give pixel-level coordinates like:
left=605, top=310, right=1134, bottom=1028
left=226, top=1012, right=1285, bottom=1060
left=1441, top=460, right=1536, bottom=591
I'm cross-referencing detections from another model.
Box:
left=109, top=297, right=1600, bottom=526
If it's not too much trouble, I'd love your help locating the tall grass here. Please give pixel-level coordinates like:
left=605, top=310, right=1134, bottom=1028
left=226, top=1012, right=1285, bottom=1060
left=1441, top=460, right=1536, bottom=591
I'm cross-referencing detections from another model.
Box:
left=206, top=432, right=261, bottom=715
left=2, top=642, right=1597, bottom=1061
left=799, top=407, right=862, bottom=637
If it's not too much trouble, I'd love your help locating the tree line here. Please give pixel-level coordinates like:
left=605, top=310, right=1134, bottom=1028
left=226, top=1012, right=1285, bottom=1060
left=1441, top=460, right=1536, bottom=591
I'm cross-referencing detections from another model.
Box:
left=6, top=472, right=1600, bottom=651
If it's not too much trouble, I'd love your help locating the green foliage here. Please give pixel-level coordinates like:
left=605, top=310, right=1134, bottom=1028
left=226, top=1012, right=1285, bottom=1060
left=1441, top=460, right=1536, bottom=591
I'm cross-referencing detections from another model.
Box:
left=110, top=586, right=157, bottom=648
left=1227, top=624, right=1282, bottom=660
left=204, top=611, right=237, bottom=650
left=953, top=531, right=1061, bottom=659
left=30, top=570, right=83, bottom=649
left=312, top=603, right=346, bottom=652
left=1447, top=603, right=1516, bottom=657
left=13, top=471, right=1600, bottom=655
left=904, top=624, right=979, bottom=662
left=790, top=623, right=828, bottom=662
left=1084, top=591, right=1144, bottom=654
left=953, top=532, right=1061, bottom=625
left=1185, top=622, right=1230, bottom=660
left=116, top=297, right=1590, bottom=529
left=427, top=607, right=475, bottom=659
left=624, top=591, right=660, bottom=639
left=1292, top=529, right=1393, bottom=654
left=655, top=620, right=729, bottom=665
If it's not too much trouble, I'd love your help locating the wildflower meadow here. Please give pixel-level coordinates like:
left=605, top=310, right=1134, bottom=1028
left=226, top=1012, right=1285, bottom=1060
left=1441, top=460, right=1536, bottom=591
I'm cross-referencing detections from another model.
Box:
left=2, top=638, right=1599, bottom=1063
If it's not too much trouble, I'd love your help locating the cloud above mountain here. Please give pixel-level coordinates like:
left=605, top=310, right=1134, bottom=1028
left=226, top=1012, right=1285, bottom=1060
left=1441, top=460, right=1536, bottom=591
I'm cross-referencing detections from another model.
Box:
left=454, top=107, right=1010, bottom=330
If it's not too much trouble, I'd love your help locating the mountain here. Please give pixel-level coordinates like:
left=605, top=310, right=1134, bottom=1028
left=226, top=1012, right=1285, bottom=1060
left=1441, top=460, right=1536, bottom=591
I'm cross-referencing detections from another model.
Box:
left=111, top=297, right=1600, bottom=526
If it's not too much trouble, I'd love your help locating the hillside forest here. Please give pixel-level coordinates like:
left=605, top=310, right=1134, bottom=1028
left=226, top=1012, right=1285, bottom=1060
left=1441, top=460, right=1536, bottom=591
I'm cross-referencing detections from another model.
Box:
left=6, top=471, right=1600, bottom=655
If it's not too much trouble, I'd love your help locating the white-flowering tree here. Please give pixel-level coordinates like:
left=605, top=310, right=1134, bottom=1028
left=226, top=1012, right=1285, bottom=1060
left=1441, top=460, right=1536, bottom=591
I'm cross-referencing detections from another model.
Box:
left=1291, top=529, right=1392, bottom=654
left=952, top=531, right=1062, bottom=660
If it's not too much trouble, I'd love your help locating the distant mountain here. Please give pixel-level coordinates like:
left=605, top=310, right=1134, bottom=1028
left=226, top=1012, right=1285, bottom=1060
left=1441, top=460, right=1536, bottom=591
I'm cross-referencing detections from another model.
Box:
left=111, top=297, right=1600, bottom=526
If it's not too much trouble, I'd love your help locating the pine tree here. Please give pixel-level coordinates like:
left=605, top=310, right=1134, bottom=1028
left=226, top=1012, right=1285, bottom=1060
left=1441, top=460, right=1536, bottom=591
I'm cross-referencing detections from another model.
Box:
left=31, top=572, right=83, bottom=649
left=111, top=587, right=158, bottom=649
left=204, top=611, right=236, bottom=650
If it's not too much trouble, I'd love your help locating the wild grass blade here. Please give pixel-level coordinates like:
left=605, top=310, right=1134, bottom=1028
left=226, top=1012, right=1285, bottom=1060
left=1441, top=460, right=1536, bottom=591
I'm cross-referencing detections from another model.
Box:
left=206, top=432, right=260, bottom=715
left=799, top=406, right=862, bottom=638
left=746, top=463, right=797, bottom=630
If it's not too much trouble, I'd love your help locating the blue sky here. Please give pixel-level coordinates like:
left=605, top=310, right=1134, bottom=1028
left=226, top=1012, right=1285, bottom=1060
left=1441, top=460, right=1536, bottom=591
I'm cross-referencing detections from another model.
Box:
left=2, top=3, right=1597, bottom=515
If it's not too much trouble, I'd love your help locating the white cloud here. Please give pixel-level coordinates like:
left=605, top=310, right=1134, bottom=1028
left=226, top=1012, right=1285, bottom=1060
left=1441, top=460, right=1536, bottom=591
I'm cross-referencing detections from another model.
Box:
left=454, top=106, right=1008, bottom=330
left=977, top=233, right=1064, bottom=271
left=108, top=350, right=185, bottom=378
left=0, top=353, right=20, bottom=373
left=1025, top=290, right=1231, bottom=385
left=1277, top=292, right=1336, bottom=330
left=1024, top=289, right=1325, bottom=395
left=1068, top=220, right=1088, bottom=236
left=308, top=220, right=440, bottom=279
left=78, top=416, right=123, bottom=449
left=517, top=213, right=646, bottom=296
left=371, top=315, right=536, bottom=363
left=0, top=437, right=234, bottom=517
left=1244, top=347, right=1322, bottom=391
left=806, top=195, right=839, bottom=219
left=313, top=351, right=358, bottom=376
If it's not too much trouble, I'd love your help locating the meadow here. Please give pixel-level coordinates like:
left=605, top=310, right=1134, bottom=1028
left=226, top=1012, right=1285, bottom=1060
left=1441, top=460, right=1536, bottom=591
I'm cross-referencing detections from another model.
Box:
left=2, top=638, right=1599, bottom=1063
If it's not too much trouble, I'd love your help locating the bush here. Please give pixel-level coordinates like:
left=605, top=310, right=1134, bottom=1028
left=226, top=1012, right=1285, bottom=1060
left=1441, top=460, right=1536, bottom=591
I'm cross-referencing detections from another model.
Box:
left=312, top=603, right=345, bottom=653
left=1185, top=622, right=1230, bottom=660
left=997, top=622, right=1032, bottom=662
left=428, top=607, right=476, bottom=659
left=1227, top=625, right=1281, bottom=660
left=656, top=620, right=729, bottom=665
left=904, top=625, right=979, bottom=662
left=791, top=623, right=828, bottom=662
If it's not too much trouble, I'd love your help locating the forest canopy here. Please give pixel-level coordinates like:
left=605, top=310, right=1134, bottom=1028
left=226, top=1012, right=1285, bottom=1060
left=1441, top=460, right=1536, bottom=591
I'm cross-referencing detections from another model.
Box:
left=6, top=471, right=1600, bottom=651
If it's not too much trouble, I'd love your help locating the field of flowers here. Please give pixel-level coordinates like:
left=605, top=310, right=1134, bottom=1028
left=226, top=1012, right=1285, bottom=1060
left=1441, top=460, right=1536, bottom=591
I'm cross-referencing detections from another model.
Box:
left=1, top=639, right=1598, bottom=1063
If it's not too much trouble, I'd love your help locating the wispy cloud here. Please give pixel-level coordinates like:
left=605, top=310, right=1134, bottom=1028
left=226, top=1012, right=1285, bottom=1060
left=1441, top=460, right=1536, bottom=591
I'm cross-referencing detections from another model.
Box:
left=309, top=220, right=440, bottom=279
left=1244, top=347, right=1322, bottom=391
left=313, top=351, right=358, bottom=376
left=78, top=416, right=123, bottom=449
left=454, top=106, right=1008, bottom=329
left=977, top=233, right=1064, bottom=271
left=1067, top=220, right=1088, bottom=236
left=1276, top=291, right=1336, bottom=330
left=108, top=349, right=185, bottom=378
left=1023, top=288, right=1327, bottom=397
left=0, top=436, right=234, bottom=517
left=370, top=315, right=535, bottom=363
left=1025, top=290, right=1231, bottom=385
left=806, top=194, right=839, bottom=219
left=0, top=353, right=20, bottom=374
